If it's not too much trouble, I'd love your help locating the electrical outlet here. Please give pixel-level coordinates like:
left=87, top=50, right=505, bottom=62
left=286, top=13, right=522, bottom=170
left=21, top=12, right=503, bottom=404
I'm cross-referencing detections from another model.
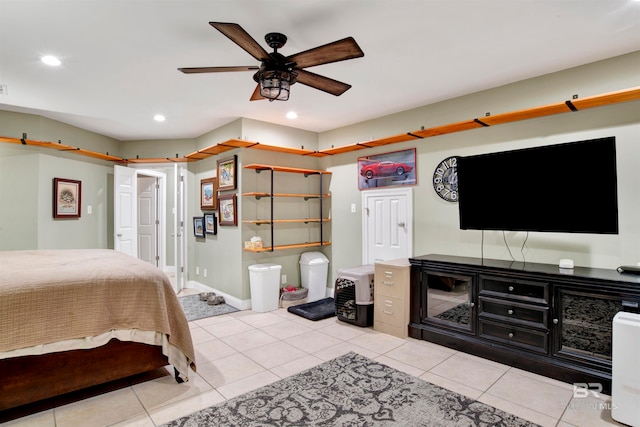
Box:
left=204, top=269, right=207, bottom=278
left=196, top=266, right=199, bottom=275
left=351, top=203, right=356, bottom=213
left=281, top=274, right=287, bottom=284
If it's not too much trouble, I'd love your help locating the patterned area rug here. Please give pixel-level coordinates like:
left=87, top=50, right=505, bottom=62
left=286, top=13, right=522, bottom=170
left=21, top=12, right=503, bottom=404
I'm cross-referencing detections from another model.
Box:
left=162, top=352, right=539, bottom=427
left=178, top=294, right=238, bottom=322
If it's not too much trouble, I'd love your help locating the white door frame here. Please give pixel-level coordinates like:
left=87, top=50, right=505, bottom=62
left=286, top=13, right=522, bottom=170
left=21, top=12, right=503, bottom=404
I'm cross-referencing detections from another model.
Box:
left=173, top=164, right=187, bottom=293
left=114, top=165, right=167, bottom=272
left=361, top=187, right=413, bottom=264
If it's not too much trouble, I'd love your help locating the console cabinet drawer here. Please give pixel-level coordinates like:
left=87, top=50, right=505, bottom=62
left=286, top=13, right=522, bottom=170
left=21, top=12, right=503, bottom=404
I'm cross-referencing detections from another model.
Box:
left=478, top=296, right=548, bottom=329
left=479, top=275, right=549, bottom=304
left=479, top=320, right=549, bottom=353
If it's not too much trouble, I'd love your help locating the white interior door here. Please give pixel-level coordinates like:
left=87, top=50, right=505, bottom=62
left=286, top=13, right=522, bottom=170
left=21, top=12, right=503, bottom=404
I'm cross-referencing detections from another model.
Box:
left=137, top=175, right=158, bottom=265
left=114, top=165, right=137, bottom=257
left=362, top=188, right=412, bottom=264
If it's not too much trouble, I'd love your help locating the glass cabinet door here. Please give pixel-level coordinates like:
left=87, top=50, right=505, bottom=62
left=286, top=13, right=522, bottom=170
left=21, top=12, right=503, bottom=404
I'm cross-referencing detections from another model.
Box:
left=554, top=287, right=628, bottom=364
left=423, top=270, right=475, bottom=334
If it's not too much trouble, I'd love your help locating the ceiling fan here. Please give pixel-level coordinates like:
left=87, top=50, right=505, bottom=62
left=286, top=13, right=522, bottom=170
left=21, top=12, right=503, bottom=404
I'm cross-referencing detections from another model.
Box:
left=178, top=22, right=365, bottom=101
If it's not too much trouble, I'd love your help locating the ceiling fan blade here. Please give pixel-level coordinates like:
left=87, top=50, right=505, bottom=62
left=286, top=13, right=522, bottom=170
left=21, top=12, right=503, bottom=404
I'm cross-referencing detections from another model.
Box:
left=209, top=22, right=269, bottom=61
left=295, top=69, right=352, bottom=96
left=250, top=84, right=265, bottom=101
left=288, top=37, right=364, bottom=68
left=178, top=66, right=259, bottom=74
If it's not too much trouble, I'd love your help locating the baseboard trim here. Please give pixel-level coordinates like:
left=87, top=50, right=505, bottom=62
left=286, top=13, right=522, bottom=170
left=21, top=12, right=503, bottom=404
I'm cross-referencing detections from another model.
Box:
left=185, top=280, right=251, bottom=310
left=184, top=281, right=333, bottom=311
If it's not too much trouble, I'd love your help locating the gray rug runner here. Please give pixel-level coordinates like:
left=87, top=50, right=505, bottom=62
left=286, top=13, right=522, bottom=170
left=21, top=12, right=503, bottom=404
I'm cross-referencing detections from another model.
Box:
left=178, top=294, right=238, bottom=321
left=162, top=352, right=539, bottom=426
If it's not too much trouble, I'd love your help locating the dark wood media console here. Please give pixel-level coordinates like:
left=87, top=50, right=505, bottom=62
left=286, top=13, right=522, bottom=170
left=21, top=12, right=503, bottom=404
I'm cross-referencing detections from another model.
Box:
left=409, top=254, right=640, bottom=393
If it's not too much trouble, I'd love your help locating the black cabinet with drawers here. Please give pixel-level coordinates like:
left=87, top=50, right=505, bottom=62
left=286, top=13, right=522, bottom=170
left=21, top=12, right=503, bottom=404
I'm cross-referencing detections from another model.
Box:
left=409, top=254, right=640, bottom=393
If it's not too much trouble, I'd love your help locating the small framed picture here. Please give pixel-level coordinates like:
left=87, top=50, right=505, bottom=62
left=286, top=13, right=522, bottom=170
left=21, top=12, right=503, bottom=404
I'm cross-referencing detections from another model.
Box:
left=53, top=178, right=81, bottom=219
left=217, top=155, right=237, bottom=191
left=193, top=216, right=205, bottom=238
left=200, top=177, right=218, bottom=210
left=218, top=194, right=237, bottom=226
left=204, top=212, right=217, bottom=235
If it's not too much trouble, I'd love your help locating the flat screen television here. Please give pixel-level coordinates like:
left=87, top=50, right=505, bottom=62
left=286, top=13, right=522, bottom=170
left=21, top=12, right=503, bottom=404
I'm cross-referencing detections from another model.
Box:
left=457, top=136, right=619, bottom=234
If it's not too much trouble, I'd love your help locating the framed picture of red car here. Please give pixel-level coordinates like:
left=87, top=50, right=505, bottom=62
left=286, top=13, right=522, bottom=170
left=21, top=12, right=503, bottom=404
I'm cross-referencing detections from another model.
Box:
left=357, top=148, right=417, bottom=190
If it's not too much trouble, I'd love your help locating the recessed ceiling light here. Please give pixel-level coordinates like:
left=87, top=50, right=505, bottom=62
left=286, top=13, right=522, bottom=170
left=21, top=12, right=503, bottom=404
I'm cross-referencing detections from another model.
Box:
left=41, top=55, right=61, bottom=66
left=286, top=111, right=298, bottom=119
left=154, top=114, right=166, bottom=122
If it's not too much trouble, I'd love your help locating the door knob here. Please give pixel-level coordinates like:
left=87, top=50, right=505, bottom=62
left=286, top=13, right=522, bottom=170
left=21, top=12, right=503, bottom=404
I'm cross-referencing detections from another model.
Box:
left=116, top=233, right=122, bottom=237
left=398, top=221, right=405, bottom=227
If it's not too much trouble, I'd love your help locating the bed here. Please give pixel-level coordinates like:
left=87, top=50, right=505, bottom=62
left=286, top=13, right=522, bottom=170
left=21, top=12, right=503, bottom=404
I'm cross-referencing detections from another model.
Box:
left=0, top=249, right=196, bottom=411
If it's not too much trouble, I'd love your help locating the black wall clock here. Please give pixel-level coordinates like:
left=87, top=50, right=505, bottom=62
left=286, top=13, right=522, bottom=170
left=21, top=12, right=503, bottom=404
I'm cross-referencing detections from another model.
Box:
left=433, top=156, right=459, bottom=202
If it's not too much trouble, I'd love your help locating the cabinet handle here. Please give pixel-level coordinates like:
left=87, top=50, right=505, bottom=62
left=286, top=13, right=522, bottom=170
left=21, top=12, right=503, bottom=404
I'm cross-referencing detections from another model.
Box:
left=508, top=332, right=514, bottom=338
left=553, top=318, right=559, bottom=324
left=383, top=281, right=393, bottom=286
left=507, top=309, right=514, bottom=315
left=383, top=310, right=393, bottom=315
left=508, top=286, right=514, bottom=292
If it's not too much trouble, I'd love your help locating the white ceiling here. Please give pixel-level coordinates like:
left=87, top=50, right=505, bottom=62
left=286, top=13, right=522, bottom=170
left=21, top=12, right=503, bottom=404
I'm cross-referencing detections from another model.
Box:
left=1, top=0, right=639, bottom=142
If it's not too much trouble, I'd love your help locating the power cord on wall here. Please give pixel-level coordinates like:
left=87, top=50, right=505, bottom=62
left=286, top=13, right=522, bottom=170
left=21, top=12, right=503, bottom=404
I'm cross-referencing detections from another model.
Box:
left=480, top=230, right=529, bottom=263
left=502, top=230, right=530, bottom=263
left=520, top=232, right=529, bottom=262
left=503, top=231, right=516, bottom=261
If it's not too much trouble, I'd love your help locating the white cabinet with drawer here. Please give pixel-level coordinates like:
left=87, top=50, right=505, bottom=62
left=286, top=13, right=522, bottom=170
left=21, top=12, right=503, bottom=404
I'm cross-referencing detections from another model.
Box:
left=374, top=259, right=410, bottom=338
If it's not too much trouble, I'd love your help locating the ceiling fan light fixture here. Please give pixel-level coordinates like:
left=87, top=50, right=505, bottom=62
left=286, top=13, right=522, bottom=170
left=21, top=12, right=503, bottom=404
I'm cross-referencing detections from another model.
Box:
left=259, top=70, right=295, bottom=101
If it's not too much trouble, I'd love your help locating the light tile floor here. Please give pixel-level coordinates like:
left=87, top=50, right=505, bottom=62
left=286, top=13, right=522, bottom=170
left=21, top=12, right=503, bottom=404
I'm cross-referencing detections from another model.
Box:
left=0, top=294, right=626, bottom=427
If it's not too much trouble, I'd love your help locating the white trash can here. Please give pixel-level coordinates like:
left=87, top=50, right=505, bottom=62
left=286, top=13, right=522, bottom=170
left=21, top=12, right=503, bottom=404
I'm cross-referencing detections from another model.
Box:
left=299, top=252, right=329, bottom=302
left=248, top=263, right=282, bottom=312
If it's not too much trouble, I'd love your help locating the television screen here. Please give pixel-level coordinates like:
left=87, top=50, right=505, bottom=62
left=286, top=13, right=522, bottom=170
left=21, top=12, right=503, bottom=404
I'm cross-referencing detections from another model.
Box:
left=457, top=136, right=618, bottom=234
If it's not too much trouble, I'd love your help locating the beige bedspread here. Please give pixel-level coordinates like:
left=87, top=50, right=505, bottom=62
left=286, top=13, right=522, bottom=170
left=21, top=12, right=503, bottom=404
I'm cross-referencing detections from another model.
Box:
left=0, top=249, right=195, bottom=376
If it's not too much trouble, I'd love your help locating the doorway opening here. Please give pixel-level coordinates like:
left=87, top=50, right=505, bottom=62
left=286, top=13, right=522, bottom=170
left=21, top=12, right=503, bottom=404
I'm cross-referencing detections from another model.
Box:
left=114, top=164, right=187, bottom=294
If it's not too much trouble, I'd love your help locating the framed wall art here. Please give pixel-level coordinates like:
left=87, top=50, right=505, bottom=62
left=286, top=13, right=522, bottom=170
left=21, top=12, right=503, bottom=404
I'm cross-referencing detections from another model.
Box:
left=193, top=216, right=205, bottom=238
left=204, top=212, right=217, bottom=235
left=218, top=194, right=237, bottom=226
left=200, top=177, right=218, bottom=210
left=357, top=148, right=417, bottom=190
left=53, top=177, right=81, bottom=219
left=217, top=155, right=237, bottom=191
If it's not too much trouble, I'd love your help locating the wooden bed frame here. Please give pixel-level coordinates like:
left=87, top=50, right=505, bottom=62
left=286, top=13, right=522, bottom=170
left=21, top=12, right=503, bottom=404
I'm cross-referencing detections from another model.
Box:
left=0, top=339, right=170, bottom=411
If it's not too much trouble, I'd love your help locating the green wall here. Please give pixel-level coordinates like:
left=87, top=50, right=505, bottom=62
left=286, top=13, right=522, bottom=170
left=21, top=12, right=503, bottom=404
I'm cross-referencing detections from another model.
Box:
left=1, top=51, right=639, bottom=306
left=0, top=145, right=38, bottom=249
left=0, top=143, right=113, bottom=250
left=322, top=51, right=640, bottom=279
